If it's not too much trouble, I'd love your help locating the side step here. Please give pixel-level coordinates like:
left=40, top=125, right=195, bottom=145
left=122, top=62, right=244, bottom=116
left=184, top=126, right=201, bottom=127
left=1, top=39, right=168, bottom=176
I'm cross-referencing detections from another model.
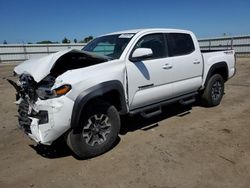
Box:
left=179, top=96, right=196, bottom=105
left=129, top=92, right=198, bottom=117
left=140, top=106, right=162, bottom=118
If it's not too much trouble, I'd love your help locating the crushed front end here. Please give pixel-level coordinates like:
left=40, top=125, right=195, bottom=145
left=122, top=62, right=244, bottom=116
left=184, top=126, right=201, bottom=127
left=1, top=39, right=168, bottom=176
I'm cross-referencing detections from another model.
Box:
left=8, top=49, right=109, bottom=145
left=8, top=73, right=74, bottom=145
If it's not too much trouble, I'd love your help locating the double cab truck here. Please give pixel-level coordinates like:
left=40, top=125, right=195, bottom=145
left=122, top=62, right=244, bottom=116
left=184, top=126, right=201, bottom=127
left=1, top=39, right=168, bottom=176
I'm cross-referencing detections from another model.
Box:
left=9, top=28, right=236, bottom=158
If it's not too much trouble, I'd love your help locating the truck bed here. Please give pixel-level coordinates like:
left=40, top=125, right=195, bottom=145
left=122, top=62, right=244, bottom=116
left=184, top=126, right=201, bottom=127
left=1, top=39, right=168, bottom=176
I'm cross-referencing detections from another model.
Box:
left=201, top=49, right=235, bottom=86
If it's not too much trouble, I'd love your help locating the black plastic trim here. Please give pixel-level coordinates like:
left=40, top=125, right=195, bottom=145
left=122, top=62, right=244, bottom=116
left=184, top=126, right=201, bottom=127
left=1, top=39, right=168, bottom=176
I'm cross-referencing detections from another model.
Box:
left=204, top=62, right=229, bottom=86
left=138, top=83, right=154, bottom=89
left=129, top=91, right=198, bottom=115
left=70, top=80, right=127, bottom=129
left=38, top=111, right=49, bottom=124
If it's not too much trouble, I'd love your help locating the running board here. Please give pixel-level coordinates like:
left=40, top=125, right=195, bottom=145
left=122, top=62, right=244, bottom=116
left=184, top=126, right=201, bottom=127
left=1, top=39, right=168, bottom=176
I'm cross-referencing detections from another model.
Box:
left=140, top=106, right=162, bottom=119
left=129, top=92, right=198, bottom=116
left=179, top=96, right=196, bottom=105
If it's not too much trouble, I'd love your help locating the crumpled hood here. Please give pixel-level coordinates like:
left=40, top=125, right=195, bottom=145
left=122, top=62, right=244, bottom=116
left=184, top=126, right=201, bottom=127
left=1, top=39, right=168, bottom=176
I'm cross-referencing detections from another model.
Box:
left=14, top=49, right=108, bottom=82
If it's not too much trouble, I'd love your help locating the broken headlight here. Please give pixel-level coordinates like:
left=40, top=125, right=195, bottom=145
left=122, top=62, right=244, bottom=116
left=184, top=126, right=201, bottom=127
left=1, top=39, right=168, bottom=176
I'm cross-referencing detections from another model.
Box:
left=36, top=84, right=72, bottom=100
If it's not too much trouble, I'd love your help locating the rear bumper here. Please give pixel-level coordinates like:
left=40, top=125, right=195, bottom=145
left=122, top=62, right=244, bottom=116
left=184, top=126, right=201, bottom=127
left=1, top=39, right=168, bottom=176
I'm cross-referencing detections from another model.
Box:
left=18, top=96, right=74, bottom=145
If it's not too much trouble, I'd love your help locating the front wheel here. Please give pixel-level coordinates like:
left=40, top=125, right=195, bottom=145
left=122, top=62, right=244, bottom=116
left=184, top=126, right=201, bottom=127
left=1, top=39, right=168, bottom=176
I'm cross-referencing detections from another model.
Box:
left=200, top=74, right=225, bottom=107
left=67, top=100, right=120, bottom=159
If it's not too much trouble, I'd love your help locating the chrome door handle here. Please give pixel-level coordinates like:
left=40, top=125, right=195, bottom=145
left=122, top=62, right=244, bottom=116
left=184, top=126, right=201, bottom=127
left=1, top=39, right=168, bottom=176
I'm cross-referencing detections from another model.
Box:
left=193, top=60, right=200, bottom=64
left=162, top=64, right=173, bottom=69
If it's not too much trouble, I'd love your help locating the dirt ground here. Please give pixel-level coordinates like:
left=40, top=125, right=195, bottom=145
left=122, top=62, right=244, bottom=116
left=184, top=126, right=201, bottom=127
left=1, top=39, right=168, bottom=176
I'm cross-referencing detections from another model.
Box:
left=0, top=58, right=250, bottom=188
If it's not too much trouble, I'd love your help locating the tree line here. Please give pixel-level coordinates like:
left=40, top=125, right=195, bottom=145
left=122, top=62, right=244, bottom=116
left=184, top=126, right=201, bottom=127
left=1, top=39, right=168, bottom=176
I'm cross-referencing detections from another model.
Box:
left=2, top=36, right=94, bottom=44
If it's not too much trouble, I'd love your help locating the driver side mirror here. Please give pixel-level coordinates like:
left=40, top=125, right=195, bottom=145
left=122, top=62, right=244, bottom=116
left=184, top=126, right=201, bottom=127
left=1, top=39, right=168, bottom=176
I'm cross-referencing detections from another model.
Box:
left=130, top=48, right=153, bottom=62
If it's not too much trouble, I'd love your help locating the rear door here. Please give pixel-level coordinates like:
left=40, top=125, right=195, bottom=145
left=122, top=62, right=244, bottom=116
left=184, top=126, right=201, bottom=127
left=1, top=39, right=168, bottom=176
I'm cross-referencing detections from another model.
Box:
left=165, top=33, right=203, bottom=96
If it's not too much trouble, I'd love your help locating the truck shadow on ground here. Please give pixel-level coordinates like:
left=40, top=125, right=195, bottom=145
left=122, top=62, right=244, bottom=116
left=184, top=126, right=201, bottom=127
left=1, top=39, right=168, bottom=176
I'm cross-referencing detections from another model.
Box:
left=120, top=103, right=192, bottom=135
left=30, top=103, right=192, bottom=159
left=29, top=138, right=73, bottom=159
left=29, top=137, right=121, bottom=160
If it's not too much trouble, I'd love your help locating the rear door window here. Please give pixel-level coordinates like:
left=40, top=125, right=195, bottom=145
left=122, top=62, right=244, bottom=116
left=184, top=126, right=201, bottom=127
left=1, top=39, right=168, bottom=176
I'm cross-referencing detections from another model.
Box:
left=166, top=33, right=195, bottom=56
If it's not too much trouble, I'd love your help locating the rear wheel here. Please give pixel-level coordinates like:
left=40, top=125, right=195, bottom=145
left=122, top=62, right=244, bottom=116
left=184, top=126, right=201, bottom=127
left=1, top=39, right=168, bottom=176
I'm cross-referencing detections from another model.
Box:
left=67, top=100, right=120, bottom=159
left=201, top=74, right=224, bottom=107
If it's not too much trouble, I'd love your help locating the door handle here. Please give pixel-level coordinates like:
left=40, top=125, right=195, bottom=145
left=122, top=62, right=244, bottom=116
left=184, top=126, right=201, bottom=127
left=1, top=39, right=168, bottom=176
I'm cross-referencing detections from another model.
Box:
left=162, top=64, right=173, bottom=69
left=193, top=60, right=200, bottom=64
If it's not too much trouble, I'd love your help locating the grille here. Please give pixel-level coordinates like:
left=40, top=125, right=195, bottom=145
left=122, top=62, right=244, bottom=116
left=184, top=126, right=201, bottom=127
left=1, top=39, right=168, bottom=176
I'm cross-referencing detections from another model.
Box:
left=18, top=100, right=31, bottom=133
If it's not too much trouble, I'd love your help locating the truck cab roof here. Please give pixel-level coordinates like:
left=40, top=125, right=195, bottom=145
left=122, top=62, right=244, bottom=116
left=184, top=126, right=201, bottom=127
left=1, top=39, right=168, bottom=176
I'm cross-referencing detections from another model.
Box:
left=105, top=28, right=192, bottom=36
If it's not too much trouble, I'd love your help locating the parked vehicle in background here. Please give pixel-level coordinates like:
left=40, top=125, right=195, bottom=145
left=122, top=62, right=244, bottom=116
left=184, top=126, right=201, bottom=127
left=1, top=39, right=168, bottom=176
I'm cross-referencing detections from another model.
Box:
left=9, top=28, right=236, bottom=158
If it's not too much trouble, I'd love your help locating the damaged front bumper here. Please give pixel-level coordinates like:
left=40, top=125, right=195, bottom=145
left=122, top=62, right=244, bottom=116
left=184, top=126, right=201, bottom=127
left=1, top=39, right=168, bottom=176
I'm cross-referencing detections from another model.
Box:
left=9, top=49, right=108, bottom=145
left=8, top=71, right=75, bottom=145
left=17, top=96, right=74, bottom=145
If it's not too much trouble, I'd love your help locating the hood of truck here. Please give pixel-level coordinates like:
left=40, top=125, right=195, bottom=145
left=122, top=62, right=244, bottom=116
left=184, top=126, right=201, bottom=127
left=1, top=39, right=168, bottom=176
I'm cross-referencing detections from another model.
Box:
left=14, top=49, right=109, bottom=82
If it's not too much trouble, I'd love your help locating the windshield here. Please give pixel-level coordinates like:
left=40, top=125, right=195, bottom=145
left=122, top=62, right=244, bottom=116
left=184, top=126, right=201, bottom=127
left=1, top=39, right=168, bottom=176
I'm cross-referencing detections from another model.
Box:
left=82, top=33, right=135, bottom=59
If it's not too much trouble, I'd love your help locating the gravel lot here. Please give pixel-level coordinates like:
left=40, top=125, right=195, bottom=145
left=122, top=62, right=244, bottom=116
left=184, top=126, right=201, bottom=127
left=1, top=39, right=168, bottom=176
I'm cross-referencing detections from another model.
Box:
left=0, top=58, right=250, bottom=188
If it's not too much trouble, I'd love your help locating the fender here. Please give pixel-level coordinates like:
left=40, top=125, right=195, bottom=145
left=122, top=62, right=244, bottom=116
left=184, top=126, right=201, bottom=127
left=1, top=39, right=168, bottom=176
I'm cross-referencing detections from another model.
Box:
left=204, top=62, right=228, bottom=87
left=70, top=80, right=128, bottom=129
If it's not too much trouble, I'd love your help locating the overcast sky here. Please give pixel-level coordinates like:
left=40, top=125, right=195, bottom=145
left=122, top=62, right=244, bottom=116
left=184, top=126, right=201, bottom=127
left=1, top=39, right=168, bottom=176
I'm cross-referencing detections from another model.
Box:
left=0, top=0, right=250, bottom=43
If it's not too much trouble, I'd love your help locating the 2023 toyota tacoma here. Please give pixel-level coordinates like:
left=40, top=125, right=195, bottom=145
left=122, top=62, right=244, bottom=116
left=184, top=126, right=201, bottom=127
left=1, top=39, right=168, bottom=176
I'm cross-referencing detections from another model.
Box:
left=9, top=28, right=236, bottom=158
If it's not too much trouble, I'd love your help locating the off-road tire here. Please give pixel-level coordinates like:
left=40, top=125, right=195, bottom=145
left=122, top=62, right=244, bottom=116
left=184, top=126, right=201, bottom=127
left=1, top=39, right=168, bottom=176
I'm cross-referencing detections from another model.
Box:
left=201, top=74, right=224, bottom=107
left=67, top=100, right=120, bottom=159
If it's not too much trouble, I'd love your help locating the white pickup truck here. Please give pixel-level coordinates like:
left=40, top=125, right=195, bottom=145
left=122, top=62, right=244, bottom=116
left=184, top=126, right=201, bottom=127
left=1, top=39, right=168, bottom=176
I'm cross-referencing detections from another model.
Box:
left=9, top=28, right=236, bottom=158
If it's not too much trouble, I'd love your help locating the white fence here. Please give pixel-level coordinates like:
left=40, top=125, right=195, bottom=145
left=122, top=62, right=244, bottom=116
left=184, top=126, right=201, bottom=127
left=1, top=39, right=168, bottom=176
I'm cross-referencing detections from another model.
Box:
left=199, top=35, right=250, bottom=56
left=0, top=43, right=86, bottom=63
left=1, top=35, right=250, bottom=63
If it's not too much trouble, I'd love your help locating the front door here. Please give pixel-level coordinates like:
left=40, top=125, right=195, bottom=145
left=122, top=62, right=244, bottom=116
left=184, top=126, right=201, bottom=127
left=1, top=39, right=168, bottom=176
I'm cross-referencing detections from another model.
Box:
left=126, top=33, right=173, bottom=110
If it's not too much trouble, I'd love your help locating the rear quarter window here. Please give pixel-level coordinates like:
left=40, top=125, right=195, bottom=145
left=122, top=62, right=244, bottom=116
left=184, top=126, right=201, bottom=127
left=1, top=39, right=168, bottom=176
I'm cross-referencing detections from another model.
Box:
left=166, top=33, right=195, bottom=56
